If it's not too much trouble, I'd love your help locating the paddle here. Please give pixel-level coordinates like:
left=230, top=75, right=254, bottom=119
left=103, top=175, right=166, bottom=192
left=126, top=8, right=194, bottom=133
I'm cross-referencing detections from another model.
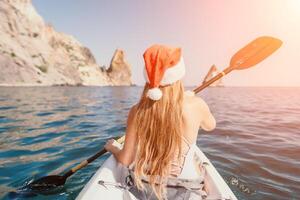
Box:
left=194, top=36, right=282, bottom=93
left=24, top=136, right=125, bottom=192
left=22, top=35, right=282, bottom=193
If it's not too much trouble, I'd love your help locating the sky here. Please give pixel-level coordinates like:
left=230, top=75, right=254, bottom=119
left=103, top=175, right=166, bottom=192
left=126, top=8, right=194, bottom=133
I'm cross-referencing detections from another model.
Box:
left=32, top=0, right=300, bottom=86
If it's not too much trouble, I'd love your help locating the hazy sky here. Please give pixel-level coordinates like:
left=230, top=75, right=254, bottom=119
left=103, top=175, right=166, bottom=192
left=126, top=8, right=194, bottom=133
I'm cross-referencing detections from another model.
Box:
left=33, top=0, right=300, bottom=86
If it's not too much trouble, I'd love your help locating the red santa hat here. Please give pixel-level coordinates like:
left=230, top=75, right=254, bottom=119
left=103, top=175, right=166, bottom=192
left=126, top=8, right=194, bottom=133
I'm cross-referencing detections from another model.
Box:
left=143, top=44, right=185, bottom=100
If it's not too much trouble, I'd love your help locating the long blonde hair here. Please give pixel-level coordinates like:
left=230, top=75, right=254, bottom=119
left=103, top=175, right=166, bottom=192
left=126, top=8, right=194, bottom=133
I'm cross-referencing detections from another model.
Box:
left=133, top=80, right=184, bottom=199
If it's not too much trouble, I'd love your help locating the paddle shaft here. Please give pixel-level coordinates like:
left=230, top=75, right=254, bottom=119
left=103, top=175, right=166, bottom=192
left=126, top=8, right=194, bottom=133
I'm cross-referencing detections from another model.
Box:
left=193, top=67, right=233, bottom=93
left=62, top=136, right=126, bottom=179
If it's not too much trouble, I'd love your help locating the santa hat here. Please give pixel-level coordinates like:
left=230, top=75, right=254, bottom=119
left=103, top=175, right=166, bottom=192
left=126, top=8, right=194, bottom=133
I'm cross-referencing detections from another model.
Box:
left=143, top=44, right=185, bottom=100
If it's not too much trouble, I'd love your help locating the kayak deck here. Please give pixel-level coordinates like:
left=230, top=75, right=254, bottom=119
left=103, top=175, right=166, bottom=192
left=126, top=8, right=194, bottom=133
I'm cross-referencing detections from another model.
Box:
left=77, top=146, right=238, bottom=200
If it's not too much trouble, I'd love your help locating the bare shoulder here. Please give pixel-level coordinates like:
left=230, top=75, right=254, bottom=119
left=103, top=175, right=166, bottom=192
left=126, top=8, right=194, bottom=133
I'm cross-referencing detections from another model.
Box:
left=126, top=104, right=138, bottom=124
left=183, top=95, right=209, bottom=112
left=124, top=104, right=138, bottom=140
left=129, top=104, right=138, bottom=116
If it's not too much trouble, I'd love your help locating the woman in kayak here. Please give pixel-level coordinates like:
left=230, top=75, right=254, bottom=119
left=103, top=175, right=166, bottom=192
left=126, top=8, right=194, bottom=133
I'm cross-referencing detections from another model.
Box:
left=105, top=45, right=216, bottom=200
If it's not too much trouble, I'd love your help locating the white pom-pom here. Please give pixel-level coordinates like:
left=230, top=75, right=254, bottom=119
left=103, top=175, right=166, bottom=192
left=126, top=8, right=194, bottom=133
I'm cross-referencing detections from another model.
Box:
left=147, top=87, right=162, bottom=100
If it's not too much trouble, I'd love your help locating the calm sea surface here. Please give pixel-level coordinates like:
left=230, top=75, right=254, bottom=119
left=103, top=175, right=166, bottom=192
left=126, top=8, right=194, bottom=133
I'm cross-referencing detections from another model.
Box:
left=0, top=87, right=299, bottom=200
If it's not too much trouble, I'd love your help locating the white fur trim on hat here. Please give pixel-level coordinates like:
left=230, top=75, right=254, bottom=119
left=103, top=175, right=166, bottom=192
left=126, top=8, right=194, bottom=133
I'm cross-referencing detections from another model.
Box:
left=147, top=87, right=162, bottom=100
left=143, top=57, right=185, bottom=86
left=161, top=56, right=185, bottom=85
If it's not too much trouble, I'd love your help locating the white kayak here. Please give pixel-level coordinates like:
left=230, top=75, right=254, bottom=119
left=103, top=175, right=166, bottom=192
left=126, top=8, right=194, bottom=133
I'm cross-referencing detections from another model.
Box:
left=76, top=146, right=238, bottom=200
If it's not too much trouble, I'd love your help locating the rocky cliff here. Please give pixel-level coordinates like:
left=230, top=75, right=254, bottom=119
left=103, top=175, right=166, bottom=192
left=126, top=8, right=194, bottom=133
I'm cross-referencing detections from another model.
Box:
left=0, top=0, right=132, bottom=86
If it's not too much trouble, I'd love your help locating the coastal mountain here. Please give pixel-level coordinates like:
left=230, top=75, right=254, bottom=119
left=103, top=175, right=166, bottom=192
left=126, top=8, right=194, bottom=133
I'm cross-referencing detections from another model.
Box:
left=0, top=0, right=132, bottom=86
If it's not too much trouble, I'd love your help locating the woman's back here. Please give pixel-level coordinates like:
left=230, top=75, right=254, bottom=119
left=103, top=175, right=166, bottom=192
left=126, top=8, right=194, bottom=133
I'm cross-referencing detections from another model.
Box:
left=170, top=92, right=216, bottom=178
left=182, top=92, right=216, bottom=143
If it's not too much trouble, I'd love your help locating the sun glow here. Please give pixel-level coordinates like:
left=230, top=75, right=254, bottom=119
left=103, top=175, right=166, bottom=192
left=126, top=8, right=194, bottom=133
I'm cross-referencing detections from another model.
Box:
left=287, top=0, right=300, bottom=14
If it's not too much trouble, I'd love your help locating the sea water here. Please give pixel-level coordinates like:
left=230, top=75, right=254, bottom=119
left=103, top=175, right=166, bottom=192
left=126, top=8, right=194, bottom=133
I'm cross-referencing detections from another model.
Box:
left=0, top=86, right=299, bottom=200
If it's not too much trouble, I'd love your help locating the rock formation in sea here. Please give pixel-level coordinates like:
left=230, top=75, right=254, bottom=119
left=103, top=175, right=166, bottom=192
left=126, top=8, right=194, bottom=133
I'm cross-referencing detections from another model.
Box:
left=202, top=65, right=224, bottom=87
left=107, top=49, right=132, bottom=85
left=0, top=0, right=132, bottom=86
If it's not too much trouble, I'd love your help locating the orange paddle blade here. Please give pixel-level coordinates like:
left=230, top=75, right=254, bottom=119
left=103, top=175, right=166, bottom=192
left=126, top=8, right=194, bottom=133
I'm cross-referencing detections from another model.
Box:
left=230, top=36, right=282, bottom=70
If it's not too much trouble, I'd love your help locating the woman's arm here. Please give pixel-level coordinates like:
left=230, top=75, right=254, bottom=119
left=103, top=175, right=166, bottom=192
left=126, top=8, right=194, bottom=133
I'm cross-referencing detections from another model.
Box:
left=104, top=106, right=137, bottom=166
left=196, top=97, right=216, bottom=131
